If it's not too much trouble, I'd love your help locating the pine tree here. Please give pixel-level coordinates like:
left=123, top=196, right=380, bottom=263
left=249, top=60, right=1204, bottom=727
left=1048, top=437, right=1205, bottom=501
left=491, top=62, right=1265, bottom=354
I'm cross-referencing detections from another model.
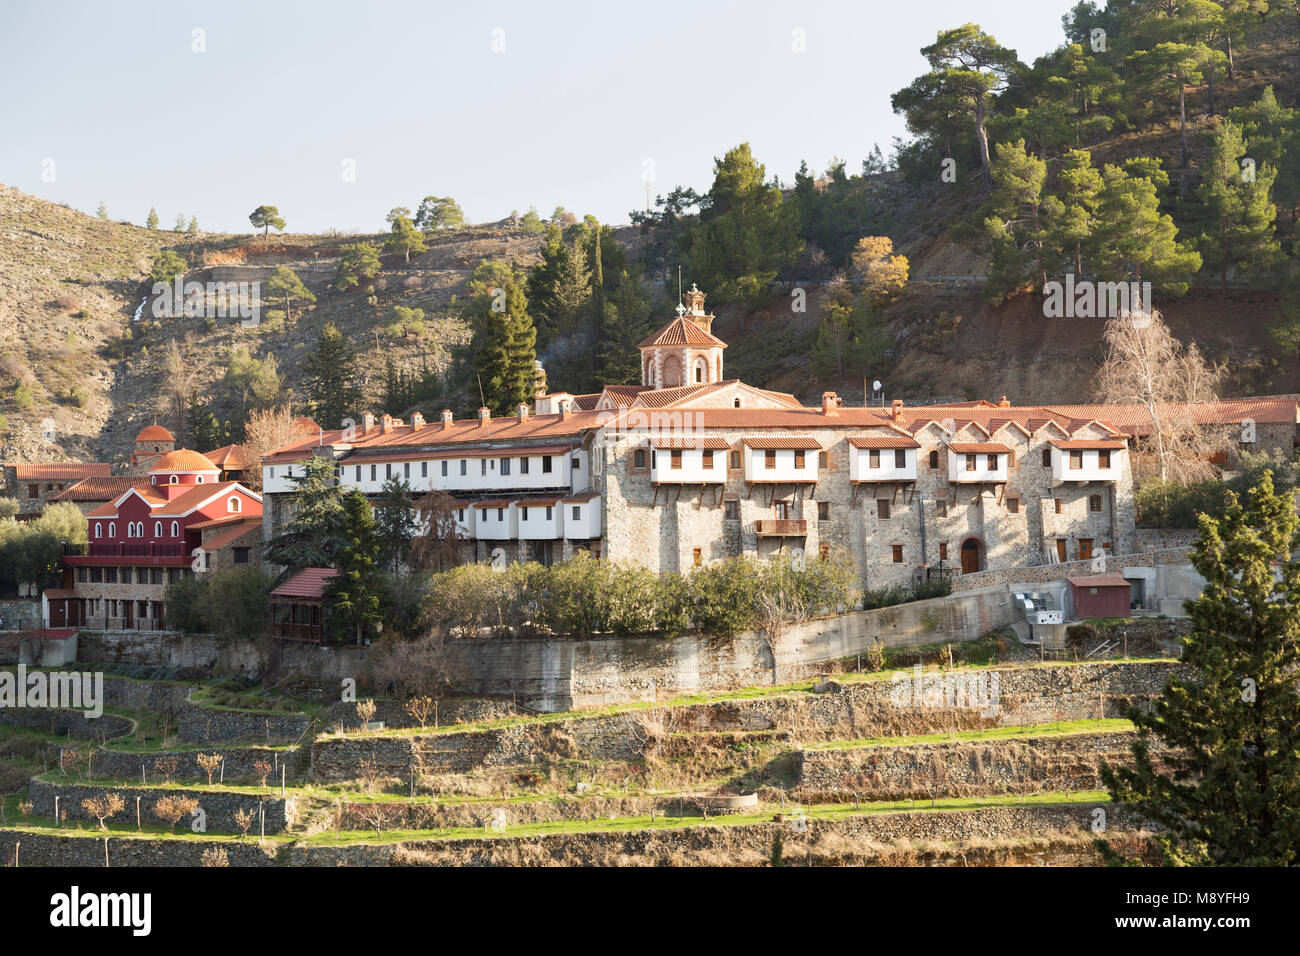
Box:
left=263, top=457, right=346, bottom=572
left=375, top=476, right=418, bottom=572
left=982, top=139, right=1048, bottom=297
left=1197, top=119, right=1281, bottom=291
left=324, top=490, right=383, bottom=645
left=264, top=266, right=315, bottom=322
left=249, top=204, right=286, bottom=237
left=187, top=215, right=199, bottom=233
left=473, top=275, right=536, bottom=415
left=96, top=202, right=108, bottom=220
left=384, top=214, right=427, bottom=263
left=1042, top=148, right=1102, bottom=277
left=303, top=323, right=361, bottom=430
left=1100, top=471, right=1300, bottom=865
left=334, top=243, right=381, bottom=291
left=1092, top=162, right=1201, bottom=294
left=146, top=207, right=159, bottom=230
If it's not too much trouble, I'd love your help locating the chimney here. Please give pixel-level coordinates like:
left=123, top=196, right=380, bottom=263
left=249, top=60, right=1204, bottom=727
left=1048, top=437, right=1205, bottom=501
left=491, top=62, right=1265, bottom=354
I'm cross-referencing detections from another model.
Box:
left=560, top=400, right=572, bottom=421
left=516, top=403, right=530, bottom=422
left=380, top=413, right=393, bottom=434
left=891, top=399, right=903, bottom=421
left=821, top=391, right=841, bottom=416
left=362, top=412, right=375, bottom=434
left=410, top=412, right=425, bottom=428
left=441, top=409, right=454, bottom=430
left=478, top=407, right=491, bottom=429
left=998, top=396, right=1011, bottom=408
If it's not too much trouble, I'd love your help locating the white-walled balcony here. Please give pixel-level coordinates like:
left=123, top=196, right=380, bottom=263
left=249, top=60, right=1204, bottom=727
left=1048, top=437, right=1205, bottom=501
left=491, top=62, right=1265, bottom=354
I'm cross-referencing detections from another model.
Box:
left=1050, top=442, right=1125, bottom=484
left=948, top=444, right=1011, bottom=483
left=848, top=438, right=919, bottom=482
left=742, top=439, right=821, bottom=483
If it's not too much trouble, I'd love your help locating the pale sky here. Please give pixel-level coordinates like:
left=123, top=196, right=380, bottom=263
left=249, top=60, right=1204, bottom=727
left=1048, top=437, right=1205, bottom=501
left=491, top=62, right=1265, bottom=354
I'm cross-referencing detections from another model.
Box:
left=1, top=0, right=1081, bottom=234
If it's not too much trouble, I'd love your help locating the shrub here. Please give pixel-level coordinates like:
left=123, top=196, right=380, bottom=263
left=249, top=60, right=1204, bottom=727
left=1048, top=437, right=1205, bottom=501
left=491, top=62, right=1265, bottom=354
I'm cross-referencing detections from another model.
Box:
left=55, top=292, right=79, bottom=312
left=0, top=413, right=8, bottom=437
left=66, top=385, right=89, bottom=408
left=13, top=383, right=34, bottom=411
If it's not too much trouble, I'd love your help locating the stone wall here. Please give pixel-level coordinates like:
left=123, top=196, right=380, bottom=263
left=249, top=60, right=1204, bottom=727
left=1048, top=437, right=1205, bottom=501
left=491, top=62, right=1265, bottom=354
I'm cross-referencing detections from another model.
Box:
left=81, top=744, right=302, bottom=785
left=1134, top=528, right=1199, bottom=551
left=951, top=546, right=1192, bottom=593
left=311, top=660, right=1183, bottom=782
left=0, top=708, right=133, bottom=740
left=28, top=778, right=297, bottom=833
left=287, top=803, right=1150, bottom=867
left=795, top=730, right=1159, bottom=800
left=176, top=703, right=311, bottom=745
left=325, top=697, right=517, bottom=731
left=0, top=828, right=279, bottom=866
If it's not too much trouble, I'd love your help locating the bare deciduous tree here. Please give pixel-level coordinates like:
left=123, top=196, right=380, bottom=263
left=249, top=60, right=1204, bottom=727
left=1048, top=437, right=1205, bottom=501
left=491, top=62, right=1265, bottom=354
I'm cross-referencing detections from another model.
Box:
left=81, top=793, right=125, bottom=830
left=153, top=795, right=200, bottom=833
left=242, top=404, right=310, bottom=492
left=196, top=753, right=223, bottom=786
left=411, top=488, right=465, bottom=572
left=1093, top=310, right=1228, bottom=483
left=370, top=631, right=467, bottom=704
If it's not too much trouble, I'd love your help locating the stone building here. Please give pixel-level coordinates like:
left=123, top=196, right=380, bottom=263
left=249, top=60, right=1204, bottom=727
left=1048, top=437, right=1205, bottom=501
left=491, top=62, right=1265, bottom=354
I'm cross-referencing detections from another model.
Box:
left=260, top=287, right=1237, bottom=588
left=55, top=449, right=262, bottom=629
left=2, top=462, right=110, bottom=516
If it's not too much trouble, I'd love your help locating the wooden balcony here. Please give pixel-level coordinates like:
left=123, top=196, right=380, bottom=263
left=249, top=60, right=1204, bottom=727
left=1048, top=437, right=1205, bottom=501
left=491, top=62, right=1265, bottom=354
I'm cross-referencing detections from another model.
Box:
left=754, top=519, right=807, bottom=537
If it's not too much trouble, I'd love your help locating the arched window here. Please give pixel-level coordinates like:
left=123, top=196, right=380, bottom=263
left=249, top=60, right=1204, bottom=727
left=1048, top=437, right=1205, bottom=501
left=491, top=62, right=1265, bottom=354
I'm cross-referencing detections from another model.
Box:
left=171, top=521, right=179, bottom=537
left=169, top=474, right=178, bottom=484
left=228, top=496, right=241, bottom=513
left=108, top=522, right=116, bottom=537
left=733, top=398, right=741, bottom=408
left=94, top=523, right=102, bottom=539
left=929, top=450, right=940, bottom=469
left=154, top=521, right=162, bottom=538
left=196, top=476, right=204, bottom=484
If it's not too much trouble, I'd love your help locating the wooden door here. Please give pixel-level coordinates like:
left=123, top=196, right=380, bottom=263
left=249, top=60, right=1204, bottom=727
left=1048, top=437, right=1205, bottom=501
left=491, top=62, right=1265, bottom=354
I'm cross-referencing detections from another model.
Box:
left=960, top=539, right=980, bottom=574
left=1056, top=539, right=1067, bottom=562
left=1079, top=539, right=1093, bottom=560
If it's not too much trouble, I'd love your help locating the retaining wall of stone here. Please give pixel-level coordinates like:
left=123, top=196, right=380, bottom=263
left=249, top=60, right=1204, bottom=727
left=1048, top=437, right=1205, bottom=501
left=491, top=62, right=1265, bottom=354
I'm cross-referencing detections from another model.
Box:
left=27, top=778, right=297, bottom=834
left=0, top=829, right=278, bottom=866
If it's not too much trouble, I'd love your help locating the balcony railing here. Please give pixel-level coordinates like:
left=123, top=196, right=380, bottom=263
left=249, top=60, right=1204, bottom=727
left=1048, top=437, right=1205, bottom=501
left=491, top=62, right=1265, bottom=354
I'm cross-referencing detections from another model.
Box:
left=754, top=519, right=807, bottom=537
left=64, top=542, right=188, bottom=564
left=273, top=621, right=324, bottom=643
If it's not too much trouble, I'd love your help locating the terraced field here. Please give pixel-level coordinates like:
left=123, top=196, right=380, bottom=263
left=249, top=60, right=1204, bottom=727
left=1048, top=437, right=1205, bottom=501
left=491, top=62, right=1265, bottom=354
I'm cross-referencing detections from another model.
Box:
left=0, top=658, right=1176, bottom=866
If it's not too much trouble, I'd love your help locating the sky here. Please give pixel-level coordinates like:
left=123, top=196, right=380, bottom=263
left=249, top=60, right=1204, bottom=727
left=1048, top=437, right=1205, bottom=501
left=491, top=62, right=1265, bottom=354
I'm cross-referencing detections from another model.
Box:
left=0, top=0, right=1082, bottom=234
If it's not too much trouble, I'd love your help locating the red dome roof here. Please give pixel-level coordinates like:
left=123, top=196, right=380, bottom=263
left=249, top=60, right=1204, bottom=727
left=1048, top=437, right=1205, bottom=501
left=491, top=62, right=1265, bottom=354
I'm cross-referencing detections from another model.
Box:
left=136, top=424, right=175, bottom=442
left=148, top=449, right=219, bottom=473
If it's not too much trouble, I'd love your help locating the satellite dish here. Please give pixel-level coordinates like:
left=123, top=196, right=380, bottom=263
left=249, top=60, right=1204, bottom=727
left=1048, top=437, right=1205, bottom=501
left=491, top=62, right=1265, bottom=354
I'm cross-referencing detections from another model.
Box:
left=872, top=380, right=882, bottom=392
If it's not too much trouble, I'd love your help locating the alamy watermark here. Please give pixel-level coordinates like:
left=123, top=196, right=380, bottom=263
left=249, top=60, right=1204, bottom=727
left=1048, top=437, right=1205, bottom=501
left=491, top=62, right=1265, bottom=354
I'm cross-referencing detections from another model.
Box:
left=890, top=664, right=1000, bottom=718
left=1042, top=276, right=1153, bottom=320
left=152, top=276, right=261, bottom=326
left=0, top=665, right=103, bottom=718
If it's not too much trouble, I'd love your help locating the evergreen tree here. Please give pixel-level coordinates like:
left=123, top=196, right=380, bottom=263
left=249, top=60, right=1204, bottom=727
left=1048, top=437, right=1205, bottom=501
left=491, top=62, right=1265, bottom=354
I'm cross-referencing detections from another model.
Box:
left=473, top=274, right=537, bottom=415
left=263, top=266, right=315, bottom=322
left=303, top=322, right=361, bottom=430
left=1092, top=162, right=1202, bottom=294
left=1100, top=471, right=1300, bottom=865
left=891, top=24, right=1024, bottom=187
left=323, top=490, right=383, bottom=645
left=1042, top=148, right=1103, bottom=277
left=96, top=202, right=108, bottom=220
left=982, top=139, right=1049, bottom=297
left=414, top=196, right=464, bottom=232
left=186, top=394, right=228, bottom=451
left=687, top=143, right=803, bottom=305
left=146, top=207, right=159, bottom=229
left=1196, top=119, right=1281, bottom=291
left=1230, top=86, right=1300, bottom=229
left=384, top=214, right=427, bottom=263
left=375, top=476, right=418, bottom=572
left=1129, top=41, right=1225, bottom=168
left=335, top=243, right=381, bottom=292
left=263, top=457, right=346, bottom=572
left=249, top=204, right=286, bottom=237
left=596, top=269, right=655, bottom=385
left=187, top=215, right=198, bottom=233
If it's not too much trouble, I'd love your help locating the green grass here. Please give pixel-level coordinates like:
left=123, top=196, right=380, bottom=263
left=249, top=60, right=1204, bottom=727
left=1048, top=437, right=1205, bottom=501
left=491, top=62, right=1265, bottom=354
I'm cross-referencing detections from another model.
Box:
left=806, top=718, right=1136, bottom=750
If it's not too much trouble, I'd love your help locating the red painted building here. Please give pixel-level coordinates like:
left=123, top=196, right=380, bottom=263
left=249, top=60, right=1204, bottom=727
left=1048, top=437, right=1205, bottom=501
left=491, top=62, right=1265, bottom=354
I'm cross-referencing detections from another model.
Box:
left=56, top=449, right=262, bottom=629
left=1067, top=573, right=1132, bottom=620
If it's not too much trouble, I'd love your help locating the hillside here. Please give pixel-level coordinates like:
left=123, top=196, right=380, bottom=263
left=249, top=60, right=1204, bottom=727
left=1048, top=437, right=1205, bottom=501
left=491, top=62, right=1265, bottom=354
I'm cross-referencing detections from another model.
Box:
left=3, top=12, right=1300, bottom=465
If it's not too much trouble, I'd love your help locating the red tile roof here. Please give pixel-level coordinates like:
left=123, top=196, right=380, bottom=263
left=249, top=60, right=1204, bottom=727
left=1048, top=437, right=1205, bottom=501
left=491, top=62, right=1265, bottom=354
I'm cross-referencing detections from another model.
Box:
left=51, top=476, right=150, bottom=502
left=271, top=567, right=337, bottom=599
left=948, top=443, right=1012, bottom=454
left=150, top=449, right=219, bottom=473
left=1050, top=439, right=1128, bottom=450
left=742, top=436, right=822, bottom=450
left=1067, top=574, right=1130, bottom=589
left=204, top=444, right=254, bottom=470
left=201, top=519, right=262, bottom=551
left=135, top=425, right=174, bottom=442
left=11, top=462, right=110, bottom=481
left=638, top=316, right=728, bottom=348
left=847, top=435, right=921, bottom=449
left=652, top=437, right=731, bottom=450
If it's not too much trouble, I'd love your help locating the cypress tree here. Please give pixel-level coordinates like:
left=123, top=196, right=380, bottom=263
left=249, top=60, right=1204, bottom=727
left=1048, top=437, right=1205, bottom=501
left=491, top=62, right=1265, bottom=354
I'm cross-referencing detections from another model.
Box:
left=303, top=322, right=361, bottom=430
left=324, top=490, right=383, bottom=646
left=1100, top=471, right=1300, bottom=865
